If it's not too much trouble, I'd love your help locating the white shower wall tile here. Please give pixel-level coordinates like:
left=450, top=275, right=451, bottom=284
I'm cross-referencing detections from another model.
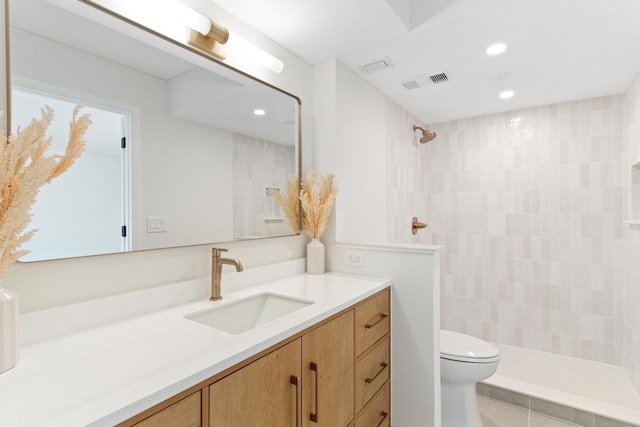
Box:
left=232, top=134, right=296, bottom=239
left=622, top=72, right=640, bottom=392
left=386, top=94, right=627, bottom=367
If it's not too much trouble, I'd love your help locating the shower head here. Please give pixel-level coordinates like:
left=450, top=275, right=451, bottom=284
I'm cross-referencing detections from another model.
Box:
left=413, top=125, right=437, bottom=143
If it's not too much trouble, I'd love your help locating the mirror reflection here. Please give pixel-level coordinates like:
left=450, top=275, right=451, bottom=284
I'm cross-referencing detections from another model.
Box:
left=9, top=0, right=300, bottom=262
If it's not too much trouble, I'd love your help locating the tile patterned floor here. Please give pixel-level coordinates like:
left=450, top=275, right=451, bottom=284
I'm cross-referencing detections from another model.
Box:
left=479, top=395, right=582, bottom=427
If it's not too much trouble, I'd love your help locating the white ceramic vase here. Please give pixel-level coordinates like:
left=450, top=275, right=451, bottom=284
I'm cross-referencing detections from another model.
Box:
left=0, top=286, right=19, bottom=374
left=306, top=238, right=325, bottom=275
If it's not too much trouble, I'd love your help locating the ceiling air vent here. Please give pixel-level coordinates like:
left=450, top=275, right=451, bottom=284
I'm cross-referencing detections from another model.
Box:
left=402, top=80, right=421, bottom=90
left=402, top=72, right=449, bottom=90
left=430, top=72, right=448, bottom=83
left=359, top=57, right=394, bottom=74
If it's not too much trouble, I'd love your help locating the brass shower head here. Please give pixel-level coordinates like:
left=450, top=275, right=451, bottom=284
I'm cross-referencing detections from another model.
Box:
left=413, top=125, right=437, bottom=143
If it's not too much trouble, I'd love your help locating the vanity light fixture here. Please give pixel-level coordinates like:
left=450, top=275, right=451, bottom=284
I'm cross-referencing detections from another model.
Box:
left=87, top=0, right=284, bottom=73
left=86, top=0, right=210, bottom=41
left=499, top=90, right=515, bottom=99
left=187, top=19, right=230, bottom=61
left=225, top=34, right=285, bottom=74
left=184, top=8, right=284, bottom=73
left=486, top=43, right=507, bottom=56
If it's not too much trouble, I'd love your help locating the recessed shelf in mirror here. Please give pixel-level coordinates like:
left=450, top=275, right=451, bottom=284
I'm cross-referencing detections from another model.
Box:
left=10, top=0, right=301, bottom=262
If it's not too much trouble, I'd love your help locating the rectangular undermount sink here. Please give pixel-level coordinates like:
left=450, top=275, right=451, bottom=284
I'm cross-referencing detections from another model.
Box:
left=185, top=293, right=314, bottom=334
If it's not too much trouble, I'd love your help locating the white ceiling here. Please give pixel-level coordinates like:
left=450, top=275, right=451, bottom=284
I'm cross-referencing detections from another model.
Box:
left=208, top=0, right=640, bottom=124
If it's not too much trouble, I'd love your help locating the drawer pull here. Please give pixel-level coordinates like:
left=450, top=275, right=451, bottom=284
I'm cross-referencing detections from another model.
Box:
left=365, top=313, right=388, bottom=329
left=290, top=375, right=299, bottom=427
left=310, top=362, right=319, bottom=423
left=375, top=411, right=389, bottom=427
left=365, top=362, right=389, bottom=384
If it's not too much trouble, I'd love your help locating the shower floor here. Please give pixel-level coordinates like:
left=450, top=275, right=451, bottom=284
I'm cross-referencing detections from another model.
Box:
left=481, top=343, right=640, bottom=426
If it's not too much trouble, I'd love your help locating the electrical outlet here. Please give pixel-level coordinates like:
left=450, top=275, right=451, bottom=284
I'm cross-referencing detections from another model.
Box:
left=344, top=250, right=365, bottom=267
left=147, top=217, right=168, bottom=233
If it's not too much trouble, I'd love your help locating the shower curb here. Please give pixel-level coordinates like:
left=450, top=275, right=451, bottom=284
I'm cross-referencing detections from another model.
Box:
left=477, top=382, right=640, bottom=427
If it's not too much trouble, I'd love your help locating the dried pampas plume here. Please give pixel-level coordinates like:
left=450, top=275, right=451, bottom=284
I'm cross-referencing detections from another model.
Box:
left=273, top=172, right=339, bottom=239
left=0, top=105, right=91, bottom=277
left=271, top=175, right=301, bottom=234
left=300, top=172, right=338, bottom=239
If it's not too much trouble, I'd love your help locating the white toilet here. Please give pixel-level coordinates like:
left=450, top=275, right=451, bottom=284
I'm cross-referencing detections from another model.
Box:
left=440, top=330, right=500, bottom=427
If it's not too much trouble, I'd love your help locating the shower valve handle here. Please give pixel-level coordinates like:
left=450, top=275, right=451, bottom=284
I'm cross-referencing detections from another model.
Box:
left=412, top=217, right=428, bottom=235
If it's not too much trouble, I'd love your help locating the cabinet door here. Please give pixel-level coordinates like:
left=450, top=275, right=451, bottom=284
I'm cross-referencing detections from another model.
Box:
left=209, top=339, right=301, bottom=427
left=302, top=310, right=355, bottom=427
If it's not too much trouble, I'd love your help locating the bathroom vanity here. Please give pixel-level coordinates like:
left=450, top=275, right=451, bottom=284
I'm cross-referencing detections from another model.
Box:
left=0, top=272, right=391, bottom=427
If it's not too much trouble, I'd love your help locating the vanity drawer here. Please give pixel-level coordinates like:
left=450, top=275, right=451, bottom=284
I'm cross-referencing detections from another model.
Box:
left=355, top=382, right=390, bottom=427
left=133, top=391, right=201, bottom=427
left=355, top=335, right=390, bottom=412
left=355, top=289, right=390, bottom=355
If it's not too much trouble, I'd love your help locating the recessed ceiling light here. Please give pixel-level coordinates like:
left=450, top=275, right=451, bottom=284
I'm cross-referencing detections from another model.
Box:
left=499, top=90, right=515, bottom=99
left=486, top=43, right=507, bottom=56
left=253, top=109, right=266, bottom=116
left=489, top=71, right=512, bottom=81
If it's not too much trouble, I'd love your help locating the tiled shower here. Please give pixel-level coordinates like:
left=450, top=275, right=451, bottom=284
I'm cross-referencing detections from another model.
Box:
left=387, top=73, right=640, bottom=393
left=232, top=134, right=296, bottom=239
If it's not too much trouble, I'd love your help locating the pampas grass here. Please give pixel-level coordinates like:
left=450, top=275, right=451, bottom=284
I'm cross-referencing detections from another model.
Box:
left=272, top=175, right=301, bottom=234
left=273, top=172, right=339, bottom=239
left=0, top=105, right=91, bottom=277
left=300, top=172, right=337, bottom=239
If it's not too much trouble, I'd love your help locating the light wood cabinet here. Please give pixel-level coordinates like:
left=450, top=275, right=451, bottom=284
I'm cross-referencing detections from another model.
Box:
left=355, top=382, right=390, bottom=427
left=355, top=336, right=390, bottom=411
left=355, top=290, right=390, bottom=355
left=119, top=287, right=390, bottom=427
left=133, top=391, right=201, bottom=427
left=354, top=288, right=390, bottom=422
left=210, top=311, right=354, bottom=427
left=209, top=339, right=301, bottom=427
left=301, top=310, right=354, bottom=427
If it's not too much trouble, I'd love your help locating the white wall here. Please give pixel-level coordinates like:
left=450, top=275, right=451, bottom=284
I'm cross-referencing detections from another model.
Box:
left=313, top=60, right=442, bottom=427
left=329, top=243, right=442, bottom=427
left=313, top=60, right=388, bottom=243
left=1, top=3, right=313, bottom=313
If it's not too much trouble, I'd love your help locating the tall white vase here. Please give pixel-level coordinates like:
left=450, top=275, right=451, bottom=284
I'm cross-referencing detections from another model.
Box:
left=306, top=238, right=325, bottom=275
left=0, top=286, right=19, bottom=374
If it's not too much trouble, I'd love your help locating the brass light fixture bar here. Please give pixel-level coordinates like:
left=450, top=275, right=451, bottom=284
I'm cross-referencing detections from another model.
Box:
left=187, top=20, right=229, bottom=60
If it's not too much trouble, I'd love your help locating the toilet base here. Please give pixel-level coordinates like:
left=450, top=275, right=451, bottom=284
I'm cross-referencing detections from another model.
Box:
left=441, top=382, right=483, bottom=427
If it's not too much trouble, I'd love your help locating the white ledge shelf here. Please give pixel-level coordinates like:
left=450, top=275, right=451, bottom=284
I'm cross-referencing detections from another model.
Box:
left=632, top=160, right=640, bottom=168
left=624, top=220, right=640, bottom=225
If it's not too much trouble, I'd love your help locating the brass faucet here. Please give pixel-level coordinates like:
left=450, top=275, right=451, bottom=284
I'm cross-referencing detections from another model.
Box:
left=210, top=248, right=244, bottom=301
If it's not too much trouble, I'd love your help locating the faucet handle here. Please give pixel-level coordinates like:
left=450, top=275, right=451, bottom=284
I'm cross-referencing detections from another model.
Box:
left=212, top=247, right=229, bottom=256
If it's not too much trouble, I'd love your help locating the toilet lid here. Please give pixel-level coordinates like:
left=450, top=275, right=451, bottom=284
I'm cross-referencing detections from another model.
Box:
left=440, top=330, right=500, bottom=363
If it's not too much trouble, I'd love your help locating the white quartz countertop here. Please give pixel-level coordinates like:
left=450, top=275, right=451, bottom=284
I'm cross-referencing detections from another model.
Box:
left=0, top=272, right=391, bottom=427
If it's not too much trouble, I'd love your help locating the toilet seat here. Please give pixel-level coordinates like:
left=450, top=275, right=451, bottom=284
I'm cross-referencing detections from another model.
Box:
left=440, top=330, right=500, bottom=363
